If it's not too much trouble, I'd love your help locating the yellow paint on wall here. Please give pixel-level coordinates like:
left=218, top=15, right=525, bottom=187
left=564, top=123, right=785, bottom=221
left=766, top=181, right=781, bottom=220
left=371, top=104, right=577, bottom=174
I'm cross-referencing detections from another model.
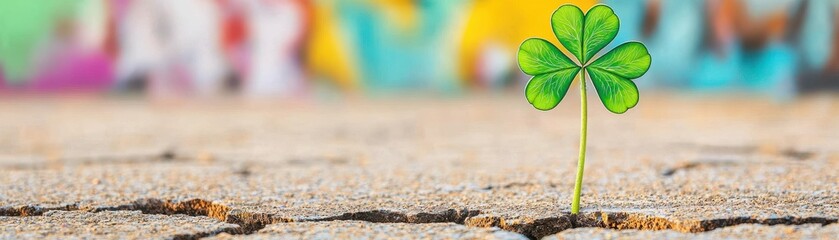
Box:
left=304, top=0, right=422, bottom=90
left=458, top=0, right=598, bottom=85
left=305, top=1, right=359, bottom=90
left=374, top=0, right=418, bottom=33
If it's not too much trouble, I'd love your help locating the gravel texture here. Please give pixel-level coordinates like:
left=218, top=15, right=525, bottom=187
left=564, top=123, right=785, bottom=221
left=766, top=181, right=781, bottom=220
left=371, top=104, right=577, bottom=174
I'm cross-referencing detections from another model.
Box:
left=209, top=221, right=528, bottom=240
left=0, top=210, right=238, bottom=239
left=545, top=223, right=839, bottom=240
left=1, top=94, right=837, bottom=239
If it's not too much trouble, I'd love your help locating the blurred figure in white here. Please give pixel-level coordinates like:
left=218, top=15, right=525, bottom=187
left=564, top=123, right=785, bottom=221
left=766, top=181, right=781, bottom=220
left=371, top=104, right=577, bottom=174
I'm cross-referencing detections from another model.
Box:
left=117, top=0, right=225, bottom=97
left=474, top=42, right=512, bottom=89
left=241, top=0, right=309, bottom=97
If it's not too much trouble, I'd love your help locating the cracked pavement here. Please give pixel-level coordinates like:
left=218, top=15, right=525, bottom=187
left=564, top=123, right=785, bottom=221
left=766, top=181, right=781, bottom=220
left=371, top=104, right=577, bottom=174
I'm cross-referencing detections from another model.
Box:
left=1, top=94, right=838, bottom=239
left=1, top=210, right=238, bottom=239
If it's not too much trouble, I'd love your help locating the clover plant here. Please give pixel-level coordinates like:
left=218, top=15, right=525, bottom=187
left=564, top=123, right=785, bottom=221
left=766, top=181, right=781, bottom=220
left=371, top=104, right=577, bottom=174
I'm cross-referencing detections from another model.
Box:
left=517, top=4, right=651, bottom=214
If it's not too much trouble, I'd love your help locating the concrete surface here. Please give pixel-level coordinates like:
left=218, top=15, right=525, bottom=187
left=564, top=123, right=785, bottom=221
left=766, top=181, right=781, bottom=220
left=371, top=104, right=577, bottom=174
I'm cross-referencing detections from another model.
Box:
left=545, top=224, right=839, bottom=240
left=1, top=94, right=837, bottom=239
left=0, top=210, right=238, bottom=239
left=209, top=221, right=528, bottom=240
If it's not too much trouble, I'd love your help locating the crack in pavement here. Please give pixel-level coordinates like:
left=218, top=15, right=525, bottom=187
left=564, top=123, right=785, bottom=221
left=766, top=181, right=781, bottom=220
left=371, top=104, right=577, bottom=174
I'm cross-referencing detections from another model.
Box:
left=781, top=149, right=815, bottom=161
left=671, top=143, right=759, bottom=155
left=481, top=182, right=557, bottom=191
left=661, top=160, right=739, bottom=177
left=467, top=212, right=837, bottom=239
left=91, top=199, right=289, bottom=240
left=1, top=199, right=287, bottom=240
left=0, top=204, right=80, bottom=216
left=672, top=142, right=819, bottom=162
left=306, top=209, right=482, bottom=225
left=2, top=198, right=837, bottom=240
left=1, top=148, right=192, bottom=171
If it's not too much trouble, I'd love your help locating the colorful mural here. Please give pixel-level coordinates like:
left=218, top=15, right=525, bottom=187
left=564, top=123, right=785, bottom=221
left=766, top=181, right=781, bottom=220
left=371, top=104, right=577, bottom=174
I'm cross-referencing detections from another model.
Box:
left=0, top=0, right=837, bottom=96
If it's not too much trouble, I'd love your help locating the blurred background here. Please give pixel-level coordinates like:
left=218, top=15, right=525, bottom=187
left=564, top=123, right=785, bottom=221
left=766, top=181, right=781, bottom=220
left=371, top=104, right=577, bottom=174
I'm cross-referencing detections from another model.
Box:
left=0, top=0, right=837, bottom=99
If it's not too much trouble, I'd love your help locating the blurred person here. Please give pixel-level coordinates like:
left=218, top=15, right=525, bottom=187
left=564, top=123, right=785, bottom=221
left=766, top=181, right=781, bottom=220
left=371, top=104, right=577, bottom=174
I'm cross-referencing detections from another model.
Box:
left=218, top=0, right=250, bottom=92
left=240, top=0, right=311, bottom=97
left=116, top=0, right=226, bottom=98
left=473, top=42, right=512, bottom=89
left=217, top=0, right=312, bottom=98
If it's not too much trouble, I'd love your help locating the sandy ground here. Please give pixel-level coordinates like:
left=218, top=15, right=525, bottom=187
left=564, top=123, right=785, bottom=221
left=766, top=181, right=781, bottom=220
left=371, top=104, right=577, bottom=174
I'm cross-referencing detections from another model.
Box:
left=0, top=93, right=837, bottom=239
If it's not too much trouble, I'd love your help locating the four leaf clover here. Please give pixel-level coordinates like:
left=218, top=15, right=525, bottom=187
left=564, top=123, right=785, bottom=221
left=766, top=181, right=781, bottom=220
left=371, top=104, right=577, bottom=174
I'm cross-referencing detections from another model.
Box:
left=518, top=4, right=651, bottom=114
left=517, top=4, right=652, bottom=214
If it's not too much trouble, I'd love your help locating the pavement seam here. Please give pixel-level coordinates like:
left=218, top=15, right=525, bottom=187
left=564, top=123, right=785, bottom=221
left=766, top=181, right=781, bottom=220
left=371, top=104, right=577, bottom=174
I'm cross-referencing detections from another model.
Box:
left=2, top=199, right=837, bottom=240
left=1, top=199, right=284, bottom=240
left=0, top=204, right=80, bottom=216
left=304, top=210, right=838, bottom=239
left=90, top=198, right=291, bottom=240
left=468, top=212, right=838, bottom=239
left=2, top=148, right=189, bottom=171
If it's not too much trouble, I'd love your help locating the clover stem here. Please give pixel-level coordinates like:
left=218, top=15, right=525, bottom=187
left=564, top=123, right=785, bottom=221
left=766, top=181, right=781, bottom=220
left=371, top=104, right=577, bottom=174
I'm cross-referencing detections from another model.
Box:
left=571, top=69, right=588, bottom=215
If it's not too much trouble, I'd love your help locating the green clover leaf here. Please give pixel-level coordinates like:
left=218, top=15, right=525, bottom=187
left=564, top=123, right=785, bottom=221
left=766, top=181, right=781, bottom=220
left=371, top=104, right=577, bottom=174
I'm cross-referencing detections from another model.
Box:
left=516, top=4, right=651, bottom=215
left=519, top=38, right=581, bottom=110
left=518, top=4, right=651, bottom=114
left=588, top=41, right=651, bottom=113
